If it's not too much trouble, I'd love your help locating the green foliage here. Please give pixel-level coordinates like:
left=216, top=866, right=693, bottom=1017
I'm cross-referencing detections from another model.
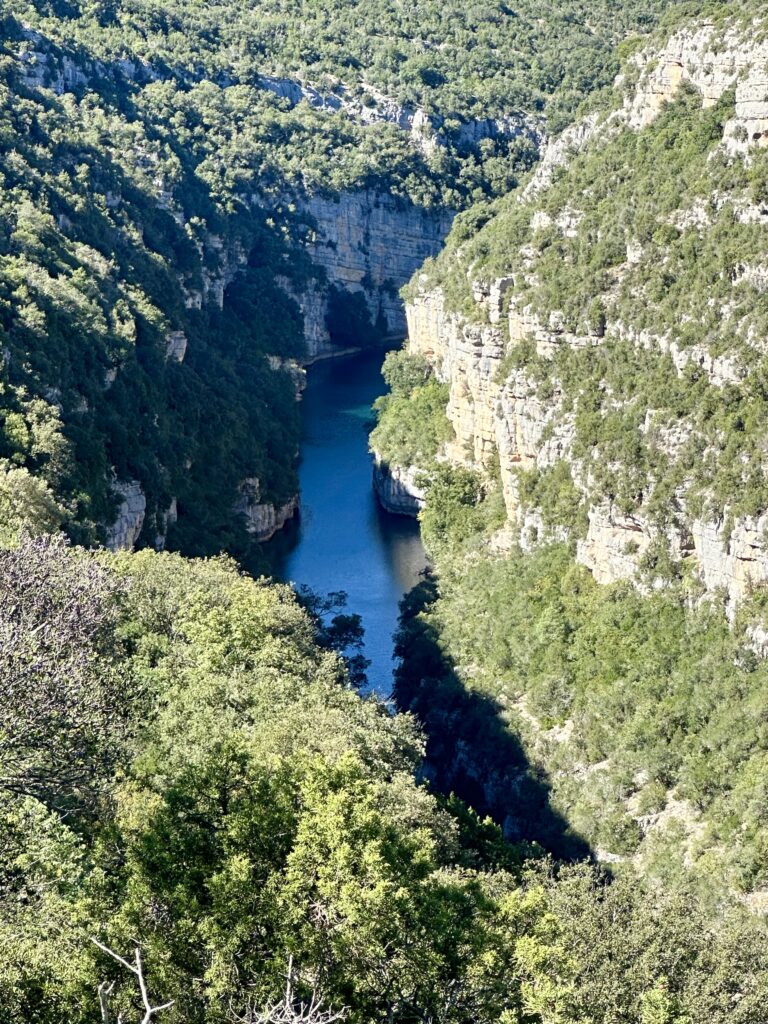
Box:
left=325, top=286, right=384, bottom=349
left=416, top=69, right=768, bottom=526
left=0, top=23, right=310, bottom=553
left=0, top=460, right=66, bottom=545
left=516, top=461, right=588, bottom=535
left=4, top=537, right=768, bottom=1022
left=370, top=347, right=453, bottom=469
left=380, top=350, right=431, bottom=397
left=397, top=534, right=768, bottom=896
left=0, top=0, right=682, bottom=550
left=371, top=382, right=452, bottom=469
left=418, top=465, right=487, bottom=554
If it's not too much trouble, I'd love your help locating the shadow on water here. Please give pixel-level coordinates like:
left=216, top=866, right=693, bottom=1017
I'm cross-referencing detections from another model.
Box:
left=394, top=575, right=591, bottom=861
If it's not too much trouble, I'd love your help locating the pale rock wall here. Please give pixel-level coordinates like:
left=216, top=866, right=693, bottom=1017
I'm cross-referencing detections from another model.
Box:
left=154, top=497, right=178, bottom=551
left=407, top=268, right=768, bottom=606
left=298, top=191, right=455, bottom=357
left=372, top=456, right=426, bottom=516
left=165, top=331, right=188, bottom=362
left=692, top=514, right=768, bottom=601
left=626, top=21, right=768, bottom=147
left=16, top=27, right=158, bottom=93
left=406, top=281, right=572, bottom=521
left=105, top=479, right=146, bottom=551
left=401, top=18, right=768, bottom=606
left=234, top=478, right=298, bottom=542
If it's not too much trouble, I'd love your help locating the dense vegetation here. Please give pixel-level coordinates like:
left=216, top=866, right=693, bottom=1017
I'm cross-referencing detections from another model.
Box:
left=4, top=533, right=768, bottom=1023
left=0, top=0, right=684, bottom=553
left=396, top=521, right=768, bottom=901
left=0, top=16, right=313, bottom=556
left=411, top=51, right=768, bottom=537
left=369, top=350, right=453, bottom=467
left=8, top=1, right=768, bottom=1019
left=377, top=0, right=768, bottom=923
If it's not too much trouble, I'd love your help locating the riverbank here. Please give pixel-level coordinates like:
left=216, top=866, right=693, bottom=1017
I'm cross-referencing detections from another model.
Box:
left=301, top=337, right=404, bottom=367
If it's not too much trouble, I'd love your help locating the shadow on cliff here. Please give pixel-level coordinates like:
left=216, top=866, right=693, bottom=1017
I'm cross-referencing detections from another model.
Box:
left=394, top=575, right=591, bottom=862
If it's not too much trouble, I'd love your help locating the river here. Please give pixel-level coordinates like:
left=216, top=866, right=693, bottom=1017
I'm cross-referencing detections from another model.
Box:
left=266, top=347, right=427, bottom=696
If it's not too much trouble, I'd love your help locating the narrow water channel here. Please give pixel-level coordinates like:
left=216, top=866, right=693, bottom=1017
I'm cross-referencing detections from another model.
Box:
left=266, top=347, right=428, bottom=696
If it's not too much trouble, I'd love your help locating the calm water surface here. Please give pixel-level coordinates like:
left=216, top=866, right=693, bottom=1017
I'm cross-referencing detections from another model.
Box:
left=266, top=347, right=427, bottom=696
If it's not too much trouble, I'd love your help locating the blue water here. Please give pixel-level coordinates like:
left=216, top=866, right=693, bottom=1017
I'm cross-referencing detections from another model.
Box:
left=266, top=347, right=427, bottom=696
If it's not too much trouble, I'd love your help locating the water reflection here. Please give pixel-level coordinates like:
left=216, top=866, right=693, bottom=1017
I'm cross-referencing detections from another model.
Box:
left=264, top=347, right=428, bottom=695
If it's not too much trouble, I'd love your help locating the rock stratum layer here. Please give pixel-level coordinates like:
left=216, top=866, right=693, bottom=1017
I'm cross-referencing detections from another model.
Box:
left=372, top=454, right=426, bottom=517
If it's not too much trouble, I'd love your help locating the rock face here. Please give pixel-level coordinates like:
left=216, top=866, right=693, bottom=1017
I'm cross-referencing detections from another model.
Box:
left=407, top=272, right=768, bottom=605
left=297, top=191, right=455, bottom=358
left=154, top=497, right=178, bottom=550
left=372, top=456, right=426, bottom=516
left=691, top=515, right=768, bottom=600
left=235, top=478, right=298, bottom=542
left=257, top=69, right=539, bottom=359
left=17, top=27, right=158, bottom=93
left=105, top=479, right=147, bottom=551
left=406, top=283, right=571, bottom=516
left=625, top=22, right=768, bottom=147
left=403, top=17, right=768, bottom=608
left=165, top=330, right=188, bottom=362
left=257, top=75, right=540, bottom=158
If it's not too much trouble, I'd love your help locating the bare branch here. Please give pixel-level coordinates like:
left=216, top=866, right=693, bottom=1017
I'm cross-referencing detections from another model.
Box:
left=91, top=939, right=175, bottom=1024
left=98, top=980, right=115, bottom=1024
left=231, top=957, right=347, bottom=1024
left=91, top=938, right=138, bottom=977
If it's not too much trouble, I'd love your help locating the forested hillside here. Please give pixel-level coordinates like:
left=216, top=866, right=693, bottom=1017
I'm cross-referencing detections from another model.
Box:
left=4, top=535, right=768, bottom=1022
left=375, top=0, right=768, bottom=906
left=9, top=1, right=768, bottom=1021
left=0, top=0, right=681, bottom=552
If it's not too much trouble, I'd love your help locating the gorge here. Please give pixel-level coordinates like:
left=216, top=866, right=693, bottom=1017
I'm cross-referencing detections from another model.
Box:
left=5, top=2, right=768, bottom=1022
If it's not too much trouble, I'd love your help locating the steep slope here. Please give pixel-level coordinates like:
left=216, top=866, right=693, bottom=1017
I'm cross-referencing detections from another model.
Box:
left=1, top=0, right=683, bottom=551
left=380, top=4, right=768, bottom=897
left=1, top=19, right=311, bottom=555
left=403, top=8, right=768, bottom=608
left=5, top=534, right=768, bottom=1023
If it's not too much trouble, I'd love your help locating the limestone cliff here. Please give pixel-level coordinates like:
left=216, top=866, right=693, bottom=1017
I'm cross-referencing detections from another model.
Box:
left=256, top=71, right=536, bottom=358
left=104, top=479, right=147, bottom=551
left=234, top=478, right=299, bottom=542
left=372, top=455, right=426, bottom=517
left=257, top=74, right=540, bottom=160
left=297, top=191, right=455, bottom=357
left=404, top=15, right=768, bottom=609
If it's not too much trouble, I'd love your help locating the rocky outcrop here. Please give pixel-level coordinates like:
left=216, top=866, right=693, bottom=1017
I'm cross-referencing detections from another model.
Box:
left=407, top=262, right=768, bottom=606
left=105, top=479, right=146, bottom=551
left=296, top=191, right=455, bottom=358
left=625, top=22, right=768, bottom=147
left=372, top=456, right=426, bottom=516
left=406, top=285, right=505, bottom=467
left=16, top=26, right=158, bottom=93
left=154, top=497, right=178, bottom=550
left=691, top=514, right=768, bottom=603
left=165, top=331, right=188, bottom=362
left=406, top=282, right=572, bottom=519
left=258, top=74, right=540, bottom=158
left=235, top=478, right=298, bottom=542
left=267, top=355, right=307, bottom=399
